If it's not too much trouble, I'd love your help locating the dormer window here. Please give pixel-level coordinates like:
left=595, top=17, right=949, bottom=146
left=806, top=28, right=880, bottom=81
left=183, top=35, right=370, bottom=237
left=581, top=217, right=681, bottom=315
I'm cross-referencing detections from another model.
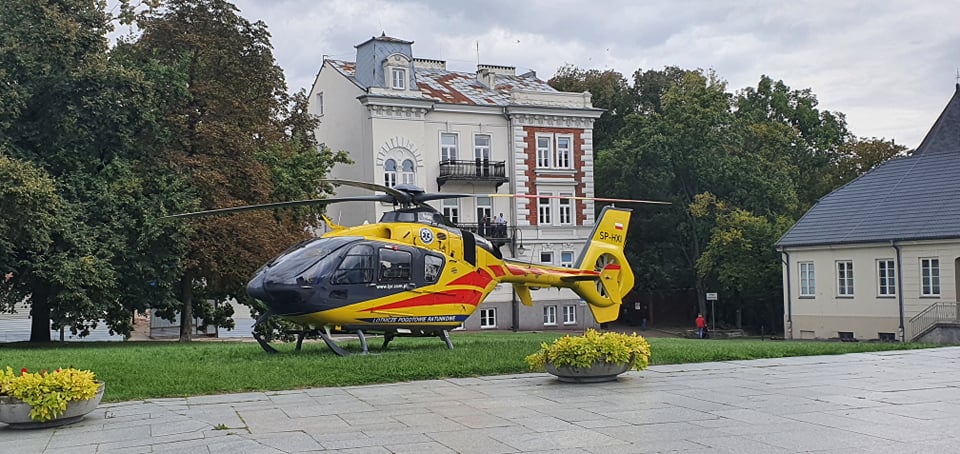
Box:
left=383, top=52, right=412, bottom=91
left=391, top=68, right=406, bottom=89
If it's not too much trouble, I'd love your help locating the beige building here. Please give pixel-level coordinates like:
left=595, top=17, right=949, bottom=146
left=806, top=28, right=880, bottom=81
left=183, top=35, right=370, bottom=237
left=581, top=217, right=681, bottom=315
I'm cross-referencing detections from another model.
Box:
left=777, top=85, right=960, bottom=342
left=307, top=35, right=607, bottom=331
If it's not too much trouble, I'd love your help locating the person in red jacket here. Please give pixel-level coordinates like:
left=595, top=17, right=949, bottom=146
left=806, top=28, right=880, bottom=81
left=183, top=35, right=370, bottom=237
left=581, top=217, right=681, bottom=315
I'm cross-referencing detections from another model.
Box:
left=696, top=313, right=707, bottom=339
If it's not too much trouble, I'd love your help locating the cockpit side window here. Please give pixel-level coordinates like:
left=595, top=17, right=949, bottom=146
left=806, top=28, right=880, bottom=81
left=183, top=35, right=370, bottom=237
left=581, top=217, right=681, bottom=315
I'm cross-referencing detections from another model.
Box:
left=379, top=247, right=412, bottom=282
left=424, top=254, right=444, bottom=282
left=332, top=244, right=375, bottom=284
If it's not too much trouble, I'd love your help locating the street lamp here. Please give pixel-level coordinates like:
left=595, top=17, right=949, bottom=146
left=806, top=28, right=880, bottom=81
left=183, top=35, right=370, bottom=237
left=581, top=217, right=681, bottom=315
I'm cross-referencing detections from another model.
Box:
left=513, top=227, right=526, bottom=256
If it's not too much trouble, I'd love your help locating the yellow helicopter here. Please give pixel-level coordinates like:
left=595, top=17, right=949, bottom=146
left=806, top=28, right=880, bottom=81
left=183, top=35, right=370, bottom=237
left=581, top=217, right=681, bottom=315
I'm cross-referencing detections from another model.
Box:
left=168, top=179, right=666, bottom=355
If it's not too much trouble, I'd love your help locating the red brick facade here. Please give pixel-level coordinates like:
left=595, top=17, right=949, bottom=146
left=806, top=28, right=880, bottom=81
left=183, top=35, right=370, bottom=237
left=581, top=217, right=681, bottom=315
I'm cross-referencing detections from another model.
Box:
left=521, top=126, right=588, bottom=226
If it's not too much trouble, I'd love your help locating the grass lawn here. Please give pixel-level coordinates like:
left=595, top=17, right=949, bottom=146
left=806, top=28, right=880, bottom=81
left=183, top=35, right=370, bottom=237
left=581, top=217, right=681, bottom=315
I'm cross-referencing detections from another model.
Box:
left=0, top=332, right=936, bottom=402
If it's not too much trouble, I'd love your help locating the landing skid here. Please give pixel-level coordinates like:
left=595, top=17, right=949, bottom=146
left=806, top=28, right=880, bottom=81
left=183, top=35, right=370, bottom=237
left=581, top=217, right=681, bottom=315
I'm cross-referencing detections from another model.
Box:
left=439, top=329, right=454, bottom=350
left=253, top=311, right=279, bottom=354
left=252, top=314, right=456, bottom=356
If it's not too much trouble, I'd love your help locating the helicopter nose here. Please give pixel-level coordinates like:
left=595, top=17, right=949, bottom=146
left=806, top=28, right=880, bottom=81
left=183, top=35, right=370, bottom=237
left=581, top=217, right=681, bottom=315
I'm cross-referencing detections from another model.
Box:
left=246, top=272, right=271, bottom=303
left=247, top=268, right=317, bottom=316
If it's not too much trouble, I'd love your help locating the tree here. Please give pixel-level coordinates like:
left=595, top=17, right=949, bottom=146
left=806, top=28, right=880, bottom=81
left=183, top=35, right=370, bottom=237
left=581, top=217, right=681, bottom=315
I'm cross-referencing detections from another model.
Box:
left=125, top=0, right=348, bottom=340
left=693, top=193, right=792, bottom=329
left=597, top=69, right=736, bottom=316
left=0, top=0, right=191, bottom=341
left=832, top=137, right=908, bottom=187
left=0, top=153, right=62, bottom=312
left=735, top=75, right=851, bottom=210
left=548, top=65, right=635, bottom=151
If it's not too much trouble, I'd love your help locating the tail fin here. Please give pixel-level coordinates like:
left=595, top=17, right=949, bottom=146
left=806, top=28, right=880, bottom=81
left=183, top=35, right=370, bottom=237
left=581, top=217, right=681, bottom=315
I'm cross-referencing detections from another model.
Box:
left=569, top=206, right=635, bottom=323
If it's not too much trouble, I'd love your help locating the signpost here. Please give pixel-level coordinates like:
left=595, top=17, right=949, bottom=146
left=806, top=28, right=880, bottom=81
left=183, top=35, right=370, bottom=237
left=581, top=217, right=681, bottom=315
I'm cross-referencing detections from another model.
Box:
left=706, top=292, right=718, bottom=331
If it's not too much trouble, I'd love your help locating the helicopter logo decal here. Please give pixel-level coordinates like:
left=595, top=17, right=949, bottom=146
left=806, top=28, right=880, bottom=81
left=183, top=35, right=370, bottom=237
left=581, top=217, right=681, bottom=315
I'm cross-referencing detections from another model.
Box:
left=418, top=227, right=434, bottom=245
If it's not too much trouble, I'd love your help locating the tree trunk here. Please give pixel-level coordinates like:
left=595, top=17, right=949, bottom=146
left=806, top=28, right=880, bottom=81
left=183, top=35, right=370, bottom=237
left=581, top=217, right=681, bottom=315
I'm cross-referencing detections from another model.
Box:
left=694, top=278, right=707, bottom=320
left=29, top=287, right=51, bottom=342
left=179, top=272, right=194, bottom=342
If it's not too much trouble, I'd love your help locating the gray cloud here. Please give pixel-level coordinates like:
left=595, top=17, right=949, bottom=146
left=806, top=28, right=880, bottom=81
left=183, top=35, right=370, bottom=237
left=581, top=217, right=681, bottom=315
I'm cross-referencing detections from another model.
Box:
left=231, top=0, right=960, bottom=148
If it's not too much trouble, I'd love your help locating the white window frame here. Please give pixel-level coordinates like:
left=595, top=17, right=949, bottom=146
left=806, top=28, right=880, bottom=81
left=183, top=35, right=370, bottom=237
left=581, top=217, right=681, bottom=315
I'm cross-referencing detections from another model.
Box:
left=442, top=198, right=459, bottom=224
left=391, top=68, right=406, bottom=90
left=560, top=251, right=574, bottom=268
left=543, top=305, right=557, bottom=326
left=384, top=159, right=397, bottom=188
left=562, top=305, right=576, bottom=325
left=798, top=261, right=815, bottom=297
left=315, top=92, right=323, bottom=116
left=877, top=259, right=896, bottom=296
left=538, top=193, right=552, bottom=225
left=476, top=196, right=492, bottom=223
left=474, top=134, right=491, bottom=160
left=479, top=307, right=497, bottom=329
left=441, top=133, right=458, bottom=161
left=540, top=251, right=554, bottom=265
left=400, top=159, right=415, bottom=185
left=920, top=257, right=941, bottom=296
left=536, top=135, right=552, bottom=168
left=837, top=260, right=854, bottom=296
left=555, top=135, right=572, bottom=169
left=558, top=193, right=573, bottom=225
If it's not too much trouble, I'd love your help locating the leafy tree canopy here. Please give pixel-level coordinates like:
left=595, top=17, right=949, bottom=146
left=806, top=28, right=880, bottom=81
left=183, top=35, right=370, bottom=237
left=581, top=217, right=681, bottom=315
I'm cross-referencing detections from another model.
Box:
left=121, top=0, right=348, bottom=340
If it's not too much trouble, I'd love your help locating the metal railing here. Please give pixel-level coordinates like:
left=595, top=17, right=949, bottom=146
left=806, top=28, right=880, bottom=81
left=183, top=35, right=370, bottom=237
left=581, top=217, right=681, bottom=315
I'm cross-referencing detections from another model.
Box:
left=457, top=223, right=513, bottom=241
left=437, top=159, right=508, bottom=189
left=909, top=301, right=960, bottom=340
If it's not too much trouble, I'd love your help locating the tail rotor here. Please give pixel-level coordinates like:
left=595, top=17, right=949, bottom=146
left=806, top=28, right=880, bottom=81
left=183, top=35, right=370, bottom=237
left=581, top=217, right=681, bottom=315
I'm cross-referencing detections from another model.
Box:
left=569, top=207, right=635, bottom=323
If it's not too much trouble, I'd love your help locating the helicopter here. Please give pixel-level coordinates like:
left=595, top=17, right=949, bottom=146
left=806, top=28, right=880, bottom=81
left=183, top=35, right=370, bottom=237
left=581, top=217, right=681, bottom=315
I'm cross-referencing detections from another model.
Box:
left=167, top=179, right=666, bottom=355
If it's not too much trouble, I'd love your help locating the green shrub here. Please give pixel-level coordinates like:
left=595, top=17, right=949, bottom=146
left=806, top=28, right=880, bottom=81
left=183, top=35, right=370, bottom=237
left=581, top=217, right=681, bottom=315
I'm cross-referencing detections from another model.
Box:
left=524, top=329, right=651, bottom=371
left=0, top=367, right=100, bottom=422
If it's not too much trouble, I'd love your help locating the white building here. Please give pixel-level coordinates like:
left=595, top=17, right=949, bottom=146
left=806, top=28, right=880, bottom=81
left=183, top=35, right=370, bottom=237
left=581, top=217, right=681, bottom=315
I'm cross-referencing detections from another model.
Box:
left=308, top=34, right=606, bottom=331
left=776, top=85, right=960, bottom=343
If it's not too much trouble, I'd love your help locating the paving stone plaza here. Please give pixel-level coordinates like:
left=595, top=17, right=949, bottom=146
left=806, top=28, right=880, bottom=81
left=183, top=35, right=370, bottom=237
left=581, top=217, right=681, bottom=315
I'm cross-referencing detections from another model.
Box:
left=4, top=346, right=959, bottom=453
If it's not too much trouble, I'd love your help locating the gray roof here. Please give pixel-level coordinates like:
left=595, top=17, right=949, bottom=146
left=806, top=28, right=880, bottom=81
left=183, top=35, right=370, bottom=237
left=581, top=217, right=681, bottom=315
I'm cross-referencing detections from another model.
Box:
left=777, top=85, right=960, bottom=248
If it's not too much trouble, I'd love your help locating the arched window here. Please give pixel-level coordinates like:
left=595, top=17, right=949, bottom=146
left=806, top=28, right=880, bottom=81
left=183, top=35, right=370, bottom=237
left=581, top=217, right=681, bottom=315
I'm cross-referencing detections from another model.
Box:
left=384, top=159, right=397, bottom=187
left=401, top=159, right=415, bottom=185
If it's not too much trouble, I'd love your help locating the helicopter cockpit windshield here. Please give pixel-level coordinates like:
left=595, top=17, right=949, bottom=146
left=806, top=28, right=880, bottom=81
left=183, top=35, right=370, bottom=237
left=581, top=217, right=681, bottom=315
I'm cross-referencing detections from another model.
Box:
left=266, top=236, right=359, bottom=280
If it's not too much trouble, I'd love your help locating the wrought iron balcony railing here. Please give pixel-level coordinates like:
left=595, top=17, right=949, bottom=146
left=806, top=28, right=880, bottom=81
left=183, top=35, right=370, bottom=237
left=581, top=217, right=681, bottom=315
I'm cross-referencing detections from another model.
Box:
left=437, top=159, right=508, bottom=189
left=457, top=222, right=512, bottom=241
left=456, top=224, right=524, bottom=255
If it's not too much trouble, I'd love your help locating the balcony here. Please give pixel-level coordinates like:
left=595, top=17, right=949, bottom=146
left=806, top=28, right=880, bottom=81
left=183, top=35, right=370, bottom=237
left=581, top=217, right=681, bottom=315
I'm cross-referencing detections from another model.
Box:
left=437, top=159, right=509, bottom=189
left=457, top=223, right=519, bottom=251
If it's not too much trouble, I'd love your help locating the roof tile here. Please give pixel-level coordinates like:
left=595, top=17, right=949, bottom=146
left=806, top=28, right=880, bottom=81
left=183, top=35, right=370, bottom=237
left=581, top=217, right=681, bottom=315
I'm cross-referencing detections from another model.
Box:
left=326, top=59, right=558, bottom=106
left=778, top=86, right=960, bottom=247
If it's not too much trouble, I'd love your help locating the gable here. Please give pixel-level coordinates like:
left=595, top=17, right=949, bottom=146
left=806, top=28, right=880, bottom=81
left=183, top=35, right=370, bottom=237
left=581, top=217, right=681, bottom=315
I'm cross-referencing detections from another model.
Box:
left=778, top=85, right=960, bottom=248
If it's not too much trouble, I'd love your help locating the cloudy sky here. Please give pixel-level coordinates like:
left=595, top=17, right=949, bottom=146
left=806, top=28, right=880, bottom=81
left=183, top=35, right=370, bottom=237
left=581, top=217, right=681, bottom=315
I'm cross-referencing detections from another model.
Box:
left=226, top=0, right=959, bottom=149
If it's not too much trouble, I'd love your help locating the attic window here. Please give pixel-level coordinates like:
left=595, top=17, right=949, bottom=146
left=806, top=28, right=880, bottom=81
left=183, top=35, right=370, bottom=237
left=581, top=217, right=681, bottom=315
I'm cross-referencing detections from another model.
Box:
left=392, top=68, right=406, bottom=90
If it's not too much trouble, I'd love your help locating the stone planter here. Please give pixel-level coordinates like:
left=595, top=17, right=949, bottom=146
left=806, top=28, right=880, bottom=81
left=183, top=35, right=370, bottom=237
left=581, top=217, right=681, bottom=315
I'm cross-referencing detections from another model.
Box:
left=0, top=382, right=105, bottom=429
left=544, top=360, right=632, bottom=383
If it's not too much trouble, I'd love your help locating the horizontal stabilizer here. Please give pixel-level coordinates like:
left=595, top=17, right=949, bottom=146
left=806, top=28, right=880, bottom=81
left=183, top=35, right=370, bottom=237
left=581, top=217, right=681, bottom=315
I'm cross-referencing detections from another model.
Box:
left=560, top=274, right=600, bottom=282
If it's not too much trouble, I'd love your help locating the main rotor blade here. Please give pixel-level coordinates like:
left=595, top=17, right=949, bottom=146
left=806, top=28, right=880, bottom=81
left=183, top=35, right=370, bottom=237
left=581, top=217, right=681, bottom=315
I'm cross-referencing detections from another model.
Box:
left=414, top=192, right=474, bottom=203
left=322, top=179, right=412, bottom=204
left=162, top=195, right=392, bottom=219
left=488, top=193, right=671, bottom=205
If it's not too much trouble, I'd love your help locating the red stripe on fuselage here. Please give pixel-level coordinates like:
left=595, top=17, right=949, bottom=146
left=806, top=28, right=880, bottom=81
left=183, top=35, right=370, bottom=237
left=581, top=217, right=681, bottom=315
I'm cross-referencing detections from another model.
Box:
left=364, top=289, right=483, bottom=312
left=449, top=268, right=493, bottom=288
left=505, top=265, right=527, bottom=276
left=489, top=265, right=505, bottom=277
